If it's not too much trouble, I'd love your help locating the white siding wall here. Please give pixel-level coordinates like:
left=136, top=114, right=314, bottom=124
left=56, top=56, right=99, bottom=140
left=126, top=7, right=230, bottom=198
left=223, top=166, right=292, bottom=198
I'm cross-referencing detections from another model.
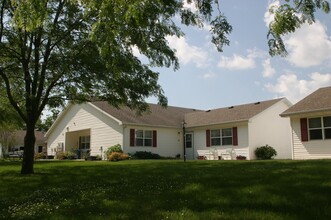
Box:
left=248, top=100, right=292, bottom=159
left=291, top=118, right=331, bottom=159
left=123, top=126, right=182, bottom=158
left=47, top=103, right=123, bottom=157
left=191, top=124, right=250, bottom=160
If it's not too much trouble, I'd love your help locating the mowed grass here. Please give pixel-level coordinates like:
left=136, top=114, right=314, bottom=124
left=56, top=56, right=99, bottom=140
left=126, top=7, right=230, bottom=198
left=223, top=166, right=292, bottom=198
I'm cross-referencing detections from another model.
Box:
left=0, top=160, right=331, bottom=220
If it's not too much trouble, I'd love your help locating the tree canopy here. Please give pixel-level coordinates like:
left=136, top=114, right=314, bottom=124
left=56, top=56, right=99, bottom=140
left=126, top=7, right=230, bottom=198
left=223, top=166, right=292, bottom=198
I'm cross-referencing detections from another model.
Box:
left=0, top=0, right=329, bottom=174
left=268, top=0, right=330, bottom=56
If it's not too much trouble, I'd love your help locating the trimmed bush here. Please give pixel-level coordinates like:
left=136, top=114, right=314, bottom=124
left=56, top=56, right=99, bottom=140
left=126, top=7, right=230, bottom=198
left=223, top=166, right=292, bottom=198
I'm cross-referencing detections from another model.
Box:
left=108, top=152, right=129, bottom=162
left=236, top=155, right=247, bottom=160
left=255, top=144, right=277, bottom=160
left=56, top=151, right=77, bottom=160
left=131, top=151, right=161, bottom=159
left=34, top=152, right=47, bottom=160
left=105, top=144, right=123, bottom=155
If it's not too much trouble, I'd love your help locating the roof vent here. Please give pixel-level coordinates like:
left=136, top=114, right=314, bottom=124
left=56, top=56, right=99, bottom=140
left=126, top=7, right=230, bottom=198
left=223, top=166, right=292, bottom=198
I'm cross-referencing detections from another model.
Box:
left=228, top=106, right=234, bottom=109
left=254, top=102, right=261, bottom=105
left=206, top=110, right=211, bottom=112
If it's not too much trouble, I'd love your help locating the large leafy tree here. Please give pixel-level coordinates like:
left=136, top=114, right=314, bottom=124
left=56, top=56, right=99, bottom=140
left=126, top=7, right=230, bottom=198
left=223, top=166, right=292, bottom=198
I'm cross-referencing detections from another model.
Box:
left=0, top=0, right=329, bottom=174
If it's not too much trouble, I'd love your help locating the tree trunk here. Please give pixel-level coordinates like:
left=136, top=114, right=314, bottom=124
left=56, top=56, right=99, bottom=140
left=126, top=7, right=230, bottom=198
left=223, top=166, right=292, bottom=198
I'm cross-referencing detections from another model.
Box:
left=21, top=124, right=36, bottom=174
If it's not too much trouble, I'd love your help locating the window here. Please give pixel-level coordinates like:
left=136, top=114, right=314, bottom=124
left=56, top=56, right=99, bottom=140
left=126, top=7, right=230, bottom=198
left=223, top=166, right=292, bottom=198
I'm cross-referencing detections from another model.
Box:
left=324, top=116, right=331, bottom=139
left=135, top=130, right=152, bottom=147
left=308, top=116, right=331, bottom=140
left=79, top=136, right=90, bottom=149
left=185, top=133, right=193, bottom=148
left=210, top=128, right=233, bottom=146
left=211, top=130, right=221, bottom=146
left=38, top=146, right=43, bottom=153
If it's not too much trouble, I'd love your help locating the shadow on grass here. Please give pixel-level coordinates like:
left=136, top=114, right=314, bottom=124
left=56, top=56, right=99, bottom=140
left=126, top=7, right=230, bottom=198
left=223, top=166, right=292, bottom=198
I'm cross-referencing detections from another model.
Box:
left=0, top=160, right=331, bottom=219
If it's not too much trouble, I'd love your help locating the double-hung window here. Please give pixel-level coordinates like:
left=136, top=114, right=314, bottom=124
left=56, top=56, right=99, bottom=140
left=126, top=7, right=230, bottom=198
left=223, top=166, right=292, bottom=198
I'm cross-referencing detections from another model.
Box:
left=210, top=128, right=233, bottom=146
left=135, top=130, right=152, bottom=147
left=308, top=116, right=331, bottom=140
left=79, top=136, right=90, bottom=149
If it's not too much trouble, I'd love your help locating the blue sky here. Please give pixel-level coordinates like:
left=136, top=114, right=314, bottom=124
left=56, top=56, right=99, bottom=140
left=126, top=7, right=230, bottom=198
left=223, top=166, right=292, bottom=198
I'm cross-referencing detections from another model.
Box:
left=146, top=0, right=331, bottom=110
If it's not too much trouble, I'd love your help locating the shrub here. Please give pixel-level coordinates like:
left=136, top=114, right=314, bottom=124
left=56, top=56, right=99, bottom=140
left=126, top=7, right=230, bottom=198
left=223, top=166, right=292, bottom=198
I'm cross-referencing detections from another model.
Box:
left=56, top=151, right=77, bottom=160
left=236, top=155, right=247, bottom=160
left=131, top=151, right=161, bottom=159
left=105, top=144, right=123, bottom=156
left=255, top=144, right=277, bottom=160
left=56, top=152, right=67, bottom=160
left=108, top=152, right=129, bottom=162
left=34, top=152, right=47, bottom=160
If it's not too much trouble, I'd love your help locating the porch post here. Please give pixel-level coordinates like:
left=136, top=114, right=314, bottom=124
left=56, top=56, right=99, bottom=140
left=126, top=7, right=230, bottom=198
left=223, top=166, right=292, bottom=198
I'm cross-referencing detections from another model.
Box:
left=182, top=121, right=186, bottom=162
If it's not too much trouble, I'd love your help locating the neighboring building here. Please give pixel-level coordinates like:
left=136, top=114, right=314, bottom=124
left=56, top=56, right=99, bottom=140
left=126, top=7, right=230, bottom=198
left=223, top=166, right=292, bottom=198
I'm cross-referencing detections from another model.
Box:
left=0, top=130, right=46, bottom=157
left=185, top=98, right=292, bottom=160
left=46, top=98, right=292, bottom=160
left=281, top=86, right=331, bottom=160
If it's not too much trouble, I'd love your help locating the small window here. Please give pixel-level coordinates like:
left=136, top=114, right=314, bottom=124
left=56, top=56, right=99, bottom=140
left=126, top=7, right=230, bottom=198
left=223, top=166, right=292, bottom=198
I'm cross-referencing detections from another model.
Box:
left=323, top=117, right=331, bottom=139
left=222, top=128, right=233, bottom=145
left=38, top=146, right=43, bottom=153
left=211, top=128, right=233, bottom=146
left=135, top=130, right=152, bottom=147
left=309, top=118, right=323, bottom=140
left=308, top=116, right=331, bottom=140
left=211, top=130, right=221, bottom=146
left=135, top=130, right=144, bottom=146
left=79, top=136, right=90, bottom=149
left=185, top=133, right=193, bottom=148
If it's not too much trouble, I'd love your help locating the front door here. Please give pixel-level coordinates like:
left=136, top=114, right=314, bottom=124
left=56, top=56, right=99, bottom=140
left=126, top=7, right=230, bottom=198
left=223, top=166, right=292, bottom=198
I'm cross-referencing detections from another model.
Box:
left=185, top=133, right=194, bottom=160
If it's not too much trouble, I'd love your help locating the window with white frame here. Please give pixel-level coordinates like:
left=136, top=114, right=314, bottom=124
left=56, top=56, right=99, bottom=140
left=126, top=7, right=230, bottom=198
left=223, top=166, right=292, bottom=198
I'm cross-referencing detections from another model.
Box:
left=135, top=130, right=152, bottom=147
left=79, top=136, right=90, bottom=149
left=211, top=128, right=233, bottom=146
left=308, top=116, right=331, bottom=140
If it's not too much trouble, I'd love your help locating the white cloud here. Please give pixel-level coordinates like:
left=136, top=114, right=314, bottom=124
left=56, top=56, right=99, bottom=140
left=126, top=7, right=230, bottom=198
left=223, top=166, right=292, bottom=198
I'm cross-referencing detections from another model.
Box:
left=264, top=0, right=280, bottom=27
left=201, top=72, right=216, bottom=79
left=265, top=72, right=331, bottom=103
left=262, top=59, right=276, bottom=78
left=285, top=21, right=331, bottom=67
left=218, top=49, right=263, bottom=70
left=218, top=54, right=255, bottom=70
left=167, top=36, right=208, bottom=68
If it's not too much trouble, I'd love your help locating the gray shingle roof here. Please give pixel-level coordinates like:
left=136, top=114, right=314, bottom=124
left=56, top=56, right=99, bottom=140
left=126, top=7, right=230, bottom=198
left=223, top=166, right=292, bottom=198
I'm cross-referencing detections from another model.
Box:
left=10, top=130, right=46, bottom=145
left=91, top=101, right=200, bottom=128
left=185, top=98, right=284, bottom=127
left=281, top=86, right=331, bottom=116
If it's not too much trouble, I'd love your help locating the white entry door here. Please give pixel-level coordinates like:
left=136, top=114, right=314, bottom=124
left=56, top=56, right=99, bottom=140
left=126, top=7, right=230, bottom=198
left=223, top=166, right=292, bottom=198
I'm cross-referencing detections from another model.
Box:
left=185, top=133, right=194, bottom=160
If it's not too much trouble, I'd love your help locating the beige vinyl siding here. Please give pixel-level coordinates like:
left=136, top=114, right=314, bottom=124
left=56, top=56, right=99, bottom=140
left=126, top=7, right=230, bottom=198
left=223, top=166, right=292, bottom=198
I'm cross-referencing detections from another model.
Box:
left=291, top=118, right=331, bottom=159
left=47, top=103, right=123, bottom=157
left=123, top=126, right=182, bottom=158
left=190, top=124, right=249, bottom=160
left=248, top=100, right=292, bottom=159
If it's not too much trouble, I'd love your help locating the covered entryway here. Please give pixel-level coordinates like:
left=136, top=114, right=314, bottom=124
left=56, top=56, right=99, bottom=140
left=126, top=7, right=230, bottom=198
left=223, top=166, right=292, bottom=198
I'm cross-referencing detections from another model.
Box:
left=65, top=129, right=91, bottom=159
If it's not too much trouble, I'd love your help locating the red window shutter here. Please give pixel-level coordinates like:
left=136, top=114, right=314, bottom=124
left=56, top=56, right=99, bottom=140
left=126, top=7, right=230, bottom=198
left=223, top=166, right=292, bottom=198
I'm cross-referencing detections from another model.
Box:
left=130, top=129, right=135, bottom=146
left=233, top=127, right=238, bottom=146
left=300, top=118, right=308, bottom=142
left=206, top=130, right=210, bottom=147
left=152, top=130, right=157, bottom=147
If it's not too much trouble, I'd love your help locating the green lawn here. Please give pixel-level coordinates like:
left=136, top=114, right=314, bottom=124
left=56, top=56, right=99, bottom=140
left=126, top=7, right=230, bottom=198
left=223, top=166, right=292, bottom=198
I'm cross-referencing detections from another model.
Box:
left=0, top=160, right=331, bottom=220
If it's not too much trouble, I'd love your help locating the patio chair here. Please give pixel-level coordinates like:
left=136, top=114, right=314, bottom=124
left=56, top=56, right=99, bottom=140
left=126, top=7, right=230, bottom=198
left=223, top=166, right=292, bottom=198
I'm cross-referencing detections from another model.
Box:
left=205, top=148, right=218, bottom=160
left=221, top=148, right=232, bottom=160
left=197, top=150, right=206, bottom=160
